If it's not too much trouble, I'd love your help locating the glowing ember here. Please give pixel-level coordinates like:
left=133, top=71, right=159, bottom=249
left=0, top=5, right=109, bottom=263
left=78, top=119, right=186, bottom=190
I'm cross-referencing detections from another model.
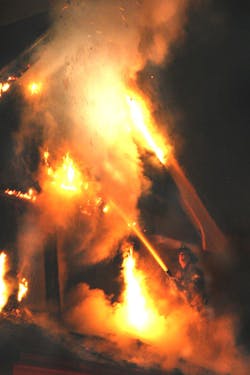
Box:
left=43, top=151, right=83, bottom=195
left=18, top=277, right=28, bottom=302
left=28, top=81, right=42, bottom=95
left=126, top=94, right=171, bottom=165
left=0, top=82, right=10, bottom=97
left=0, top=252, right=8, bottom=312
left=7, top=76, right=17, bottom=82
left=4, top=188, right=37, bottom=202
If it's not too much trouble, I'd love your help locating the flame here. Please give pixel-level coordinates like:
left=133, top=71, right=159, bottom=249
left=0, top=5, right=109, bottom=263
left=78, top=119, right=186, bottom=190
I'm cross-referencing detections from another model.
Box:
left=0, top=82, right=10, bottom=97
left=28, top=81, right=42, bottom=96
left=0, top=252, right=8, bottom=312
left=43, top=151, right=83, bottom=195
left=126, top=93, right=171, bottom=165
left=1, top=82, right=10, bottom=93
left=7, top=76, right=17, bottom=82
left=118, top=243, right=165, bottom=340
left=18, top=277, right=28, bottom=302
left=122, top=246, right=150, bottom=330
left=4, top=188, right=37, bottom=202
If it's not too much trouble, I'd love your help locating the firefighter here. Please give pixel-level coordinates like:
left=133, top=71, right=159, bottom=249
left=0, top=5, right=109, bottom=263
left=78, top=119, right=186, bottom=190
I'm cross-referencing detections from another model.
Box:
left=175, top=245, right=207, bottom=311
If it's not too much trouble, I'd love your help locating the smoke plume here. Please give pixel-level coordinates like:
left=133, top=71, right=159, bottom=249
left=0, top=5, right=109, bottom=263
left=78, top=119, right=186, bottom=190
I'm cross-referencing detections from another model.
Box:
left=16, top=0, right=189, bottom=265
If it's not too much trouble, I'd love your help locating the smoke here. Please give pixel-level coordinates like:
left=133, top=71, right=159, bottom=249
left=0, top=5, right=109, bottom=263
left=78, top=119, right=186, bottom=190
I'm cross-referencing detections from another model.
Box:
left=64, top=270, right=250, bottom=374
left=14, top=0, right=189, bottom=266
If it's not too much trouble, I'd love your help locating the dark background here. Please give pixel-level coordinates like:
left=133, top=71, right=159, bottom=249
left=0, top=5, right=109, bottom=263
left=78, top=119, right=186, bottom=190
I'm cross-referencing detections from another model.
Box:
left=158, top=0, right=250, bottom=236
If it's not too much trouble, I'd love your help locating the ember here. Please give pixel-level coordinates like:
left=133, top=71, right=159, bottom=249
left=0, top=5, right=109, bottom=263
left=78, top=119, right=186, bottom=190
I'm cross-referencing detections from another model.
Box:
left=4, top=188, right=37, bottom=202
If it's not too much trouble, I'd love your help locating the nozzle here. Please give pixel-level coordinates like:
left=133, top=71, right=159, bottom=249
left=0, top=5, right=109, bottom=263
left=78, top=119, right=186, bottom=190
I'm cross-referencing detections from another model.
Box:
left=166, top=269, right=173, bottom=277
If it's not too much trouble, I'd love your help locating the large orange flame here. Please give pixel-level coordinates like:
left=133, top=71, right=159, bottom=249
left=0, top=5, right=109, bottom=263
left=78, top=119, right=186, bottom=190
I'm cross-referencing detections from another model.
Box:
left=126, top=91, right=227, bottom=251
left=43, top=151, right=84, bottom=196
left=117, top=243, right=165, bottom=340
left=122, top=245, right=150, bottom=330
left=126, top=92, right=172, bottom=165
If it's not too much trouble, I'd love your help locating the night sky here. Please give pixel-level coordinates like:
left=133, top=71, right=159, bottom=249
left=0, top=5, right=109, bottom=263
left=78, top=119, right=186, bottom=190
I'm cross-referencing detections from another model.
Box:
left=158, top=0, right=250, bottom=236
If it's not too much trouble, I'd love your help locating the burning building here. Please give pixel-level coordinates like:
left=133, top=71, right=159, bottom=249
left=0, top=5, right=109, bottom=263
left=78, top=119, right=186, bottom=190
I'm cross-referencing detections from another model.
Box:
left=0, top=1, right=249, bottom=375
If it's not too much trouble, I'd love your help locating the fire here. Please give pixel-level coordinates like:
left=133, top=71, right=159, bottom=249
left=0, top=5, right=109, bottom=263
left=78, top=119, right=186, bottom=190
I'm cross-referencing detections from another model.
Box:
left=118, top=243, right=165, bottom=340
left=1, top=82, right=10, bottom=93
left=4, top=188, right=37, bottom=202
left=122, top=246, right=150, bottom=330
left=0, top=252, right=8, bottom=312
left=28, top=81, right=42, bottom=95
left=126, top=93, right=171, bottom=165
left=0, top=82, right=10, bottom=97
left=43, top=151, right=83, bottom=195
left=18, top=278, right=28, bottom=302
left=0, top=76, right=17, bottom=98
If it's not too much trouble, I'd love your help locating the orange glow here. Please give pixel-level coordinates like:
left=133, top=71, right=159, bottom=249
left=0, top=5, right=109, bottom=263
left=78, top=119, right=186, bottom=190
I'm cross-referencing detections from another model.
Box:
left=4, top=188, right=37, bottom=202
left=43, top=151, right=83, bottom=195
left=117, top=243, right=165, bottom=340
left=28, top=81, right=42, bottom=95
left=18, top=277, right=28, bottom=302
left=0, top=252, right=8, bottom=312
left=122, top=245, right=150, bottom=330
left=0, top=82, right=11, bottom=97
left=126, top=93, right=172, bottom=165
